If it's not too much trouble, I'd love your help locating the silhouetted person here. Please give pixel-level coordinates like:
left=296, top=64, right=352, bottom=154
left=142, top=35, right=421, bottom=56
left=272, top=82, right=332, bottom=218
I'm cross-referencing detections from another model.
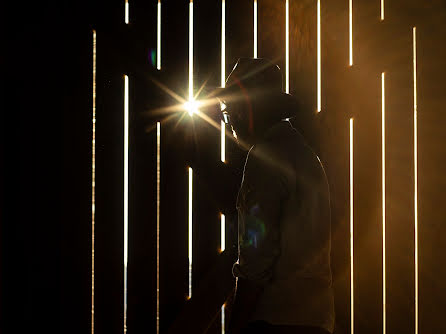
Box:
left=216, top=58, right=334, bottom=334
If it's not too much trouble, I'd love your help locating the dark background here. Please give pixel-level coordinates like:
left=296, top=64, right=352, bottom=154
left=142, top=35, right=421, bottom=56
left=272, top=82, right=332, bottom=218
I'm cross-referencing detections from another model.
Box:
left=2, top=1, right=446, bottom=333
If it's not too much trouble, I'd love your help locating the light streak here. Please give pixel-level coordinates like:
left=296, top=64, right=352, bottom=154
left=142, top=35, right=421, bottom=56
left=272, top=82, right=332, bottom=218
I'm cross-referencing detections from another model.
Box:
left=91, top=29, right=96, bottom=334
left=317, top=0, right=321, bottom=112
left=413, top=26, right=418, bottom=334
left=221, top=304, right=225, bottom=334
left=221, top=213, right=226, bottom=252
left=349, top=0, right=353, bottom=66
left=124, top=74, right=129, bottom=334
left=125, top=0, right=129, bottom=24
left=156, top=122, right=161, bottom=334
left=221, top=0, right=226, bottom=88
left=350, top=117, right=354, bottom=334
left=285, top=0, right=289, bottom=93
left=254, top=0, right=258, bottom=58
left=381, top=72, right=386, bottom=334
left=157, top=1, right=161, bottom=70
left=221, top=120, right=226, bottom=163
left=188, top=167, right=193, bottom=298
left=189, top=0, right=194, bottom=100
left=381, top=0, right=384, bottom=21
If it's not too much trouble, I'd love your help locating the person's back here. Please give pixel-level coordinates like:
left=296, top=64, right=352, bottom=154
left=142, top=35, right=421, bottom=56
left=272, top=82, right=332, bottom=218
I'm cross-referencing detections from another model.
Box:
left=235, top=120, right=334, bottom=333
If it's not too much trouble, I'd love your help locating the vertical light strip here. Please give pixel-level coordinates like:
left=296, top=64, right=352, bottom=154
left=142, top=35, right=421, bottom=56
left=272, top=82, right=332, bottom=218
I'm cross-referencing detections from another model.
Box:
left=254, top=0, right=258, bottom=58
left=156, top=122, right=161, bottom=334
left=157, top=1, right=161, bottom=70
left=189, top=0, right=194, bottom=101
left=124, top=75, right=129, bottom=334
left=350, top=117, right=354, bottom=334
left=221, top=213, right=226, bottom=333
left=381, top=71, right=386, bottom=334
left=285, top=0, right=290, bottom=93
left=91, top=29, right=96, bottom=334
left=221, top=120, right=226, bottom=163
left=413, top=26, right=418, bottom=334
left=125, top=0, right=129, bottom=24
left=221, top=0, right=226, bottom=88
left=349, top=0, right=353, bottom=66
left=317, top=0, right=321, bottom=112
left=381, top=0, right=384, bottom=21
left=188, top=167, right=193, bottom=298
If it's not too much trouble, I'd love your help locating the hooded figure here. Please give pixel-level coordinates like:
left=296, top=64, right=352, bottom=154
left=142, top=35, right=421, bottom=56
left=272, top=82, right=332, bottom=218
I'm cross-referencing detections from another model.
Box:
left=217, top=58, right=335, bottom=334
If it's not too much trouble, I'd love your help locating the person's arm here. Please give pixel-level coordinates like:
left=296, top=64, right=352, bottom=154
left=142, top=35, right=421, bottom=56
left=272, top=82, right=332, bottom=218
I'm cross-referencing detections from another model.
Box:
left=228, top=143, right=290, bottom=333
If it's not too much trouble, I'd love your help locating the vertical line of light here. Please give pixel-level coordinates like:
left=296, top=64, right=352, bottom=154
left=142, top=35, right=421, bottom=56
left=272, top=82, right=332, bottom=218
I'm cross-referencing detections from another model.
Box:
left=221, top=213, right=226, bottom=252
left=189, top=0, right=194, bottom=101
left=91, top=29, right=96, bottom=334
left=156, top=122, right=161, bottom=334
left=349, top=0, right=353, bottom=66
left=285, top=0, right=289, bottom=93
left=221, top=304, right=225, bottom=334
left=124, top=75, right=129, bottom=334
left=221, top=120, right=226, bottom=163
left=381, top=71, right=386, bottom=334
left=221, top=0, right=226, bottom=88
left=413, top=26, right=418, bottom=334
left=188, top=167, right=193, bottom=298
left=317, top=0, right=321, bottom=112
left=254, top=0, right=258, bottom=58
left=125, top=0, right=129, bottom=24
left=350, top=117, right=354, bottom=334
left=157, top=1, right=161, bottom=70
left=381, top=0, right=384, bottom=21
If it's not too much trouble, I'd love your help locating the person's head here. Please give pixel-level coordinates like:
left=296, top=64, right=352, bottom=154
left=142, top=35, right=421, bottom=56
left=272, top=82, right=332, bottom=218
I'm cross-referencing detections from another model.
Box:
left=216, top=58, right=296, bottom=146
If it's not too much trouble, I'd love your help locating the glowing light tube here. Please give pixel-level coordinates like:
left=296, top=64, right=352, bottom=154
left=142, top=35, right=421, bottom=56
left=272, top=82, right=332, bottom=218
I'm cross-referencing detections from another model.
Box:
left=285, top=0, right=289, bottom=93
left=349, top=0, right=353, bottom=66
left=188, top=167, right=193, bottom=298
left=350, top=117, right=354, bottom=334
left=221, top=304, right=225, bottom=334
left=156, top=122, right=161, bottom=334
left=91, top=29, right=96, bottom=334
left=221, top=120, right=226, bottom=163
left=125, top=0, right=129, bottom=24
left=189, top=1, right=194, bottom=101
left=221, top=213, right=226, bottom=332
left=381, top=0, right=384, bottom=21
left=413, top=26, right=418, bottom=334
left=254, top=0, right=258, bottom=58
left=157, top=1, right=161, bottom=70
left=317, top=0, right=321, bottom=112
left=221, top=0, right=226, bottom=88
left=124, top=74, right=129, bottom=334
left=381, top=72, right=386, bottom=334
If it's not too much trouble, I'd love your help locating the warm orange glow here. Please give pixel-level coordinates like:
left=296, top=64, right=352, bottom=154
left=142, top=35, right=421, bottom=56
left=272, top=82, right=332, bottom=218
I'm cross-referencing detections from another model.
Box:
left=91, top=29, right=96, bottom=334
left=381, top=72, right=386, bottom=334
left=285, top=0, right=289, bottom=93
left=254, top=0, right=258, bottom=58
left=413, top=26, right=418, bottom=334
left=156, top=122, right=161, bottom=334
left=349, top=0, right=353, bottom=66
left=317, top=0, right=321, bottom=112
left=350, top=117, right=354, bottom=334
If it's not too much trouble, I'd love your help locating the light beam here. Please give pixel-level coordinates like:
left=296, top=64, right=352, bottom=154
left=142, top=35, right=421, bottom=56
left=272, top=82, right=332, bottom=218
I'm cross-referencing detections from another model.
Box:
left=188, top=167, right=193, bottom=299
left=125, top=0, right=129, bottom=24
left=349, top=0, right=353, bottom=66
left=285, top=0, right=289, bottom=93
left=221, top=0, right=226, bottom=88
left=413, top=26, right=418, bottom=334
left=156, top=122, right=161, bottom=334
left=157, top=1, right=161, bottom=70
left=254, top=0, right=258, bottom=58
left=317, top=0, right=321, bottom=112
left=381, top=71, right=386, bottom=334
left=189, top=0, right=194, bottom=100
left=381, top=0, right=384, bottom=21
left=91, top=29, right=96, bottom=334
left=124, top=74, right=129, bottom=334
left=350, top=117, right=354, bottom=334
